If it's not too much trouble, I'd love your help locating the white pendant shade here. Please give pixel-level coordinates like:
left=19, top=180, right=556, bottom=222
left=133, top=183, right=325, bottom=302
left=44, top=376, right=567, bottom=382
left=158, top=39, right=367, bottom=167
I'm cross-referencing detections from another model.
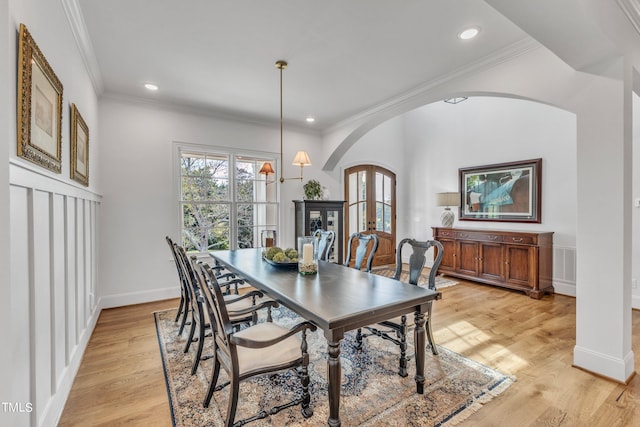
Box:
left=292, top=151, right=312, bottom=166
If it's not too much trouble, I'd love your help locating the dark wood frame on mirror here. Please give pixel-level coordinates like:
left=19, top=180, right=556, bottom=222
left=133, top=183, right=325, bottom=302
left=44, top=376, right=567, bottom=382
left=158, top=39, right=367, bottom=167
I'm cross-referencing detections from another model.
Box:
left=70, top=103, right=89, bottom=186
left=17, top=23, right=64, bottom=173
left=459, top=158, right=542, bottom=223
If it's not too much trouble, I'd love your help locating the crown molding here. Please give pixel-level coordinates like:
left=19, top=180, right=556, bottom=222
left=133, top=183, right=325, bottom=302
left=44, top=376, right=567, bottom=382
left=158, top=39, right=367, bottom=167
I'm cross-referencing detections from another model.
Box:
left=61, top=0, right=104, bottom=94
left=324, top=37, right=541, bottom=135
left=617, top=0, right=640, bottom=36
left=100, top=92, right=322, bottom=136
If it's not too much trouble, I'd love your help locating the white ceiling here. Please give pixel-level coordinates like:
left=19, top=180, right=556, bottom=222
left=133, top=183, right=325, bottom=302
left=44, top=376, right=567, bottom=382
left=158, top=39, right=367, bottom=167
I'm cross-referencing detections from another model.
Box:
left=73, top=0, right=639, bottom=132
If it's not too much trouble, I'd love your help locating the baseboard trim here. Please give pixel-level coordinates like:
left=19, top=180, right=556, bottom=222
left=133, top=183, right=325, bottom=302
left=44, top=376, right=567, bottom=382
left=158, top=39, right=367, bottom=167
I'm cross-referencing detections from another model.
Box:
left=100, top=286, right=180, bottom=309
left=573, top=345, right=635, bottom=383
left=552, top=281, right=576, bottom=297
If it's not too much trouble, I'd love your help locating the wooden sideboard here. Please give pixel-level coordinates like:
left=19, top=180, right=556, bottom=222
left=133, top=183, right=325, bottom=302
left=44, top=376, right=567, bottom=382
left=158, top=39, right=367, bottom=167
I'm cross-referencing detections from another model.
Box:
left=432, top=227, right=553, bottom=299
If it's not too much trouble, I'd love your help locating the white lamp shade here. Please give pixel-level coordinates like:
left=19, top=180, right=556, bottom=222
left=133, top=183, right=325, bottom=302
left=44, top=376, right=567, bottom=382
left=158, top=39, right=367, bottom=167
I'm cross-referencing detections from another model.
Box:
left=436, top=192, right=460, bottom=207
left=292, top=151, right=312, bottom=166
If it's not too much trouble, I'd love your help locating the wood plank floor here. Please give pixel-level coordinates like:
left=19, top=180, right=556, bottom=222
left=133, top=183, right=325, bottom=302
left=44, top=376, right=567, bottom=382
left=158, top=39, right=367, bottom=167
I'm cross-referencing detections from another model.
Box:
left=59, top=279, right=640, bottom=426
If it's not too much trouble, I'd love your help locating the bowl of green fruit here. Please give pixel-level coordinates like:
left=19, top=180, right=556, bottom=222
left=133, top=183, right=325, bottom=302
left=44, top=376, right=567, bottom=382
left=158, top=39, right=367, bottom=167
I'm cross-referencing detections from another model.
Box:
left=262, top=246, right=299, bottom=270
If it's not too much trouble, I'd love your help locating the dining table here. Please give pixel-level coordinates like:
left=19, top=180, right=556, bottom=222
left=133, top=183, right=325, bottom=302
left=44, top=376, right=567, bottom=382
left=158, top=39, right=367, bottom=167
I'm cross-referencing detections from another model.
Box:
left=209, top=248, right=440, bottom=427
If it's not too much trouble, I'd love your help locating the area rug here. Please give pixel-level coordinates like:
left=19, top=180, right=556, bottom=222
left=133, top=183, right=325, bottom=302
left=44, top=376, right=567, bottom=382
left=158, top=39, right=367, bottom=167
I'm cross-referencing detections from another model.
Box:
left=155, top=307, right=513, bottom=426
left=372, top=267, right=458, bottom=289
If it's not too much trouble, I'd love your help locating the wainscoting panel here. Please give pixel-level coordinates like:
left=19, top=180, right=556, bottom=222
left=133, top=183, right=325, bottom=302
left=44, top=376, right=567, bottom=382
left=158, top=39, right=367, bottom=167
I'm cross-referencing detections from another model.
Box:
left=10, top=162, right=101, bottom=427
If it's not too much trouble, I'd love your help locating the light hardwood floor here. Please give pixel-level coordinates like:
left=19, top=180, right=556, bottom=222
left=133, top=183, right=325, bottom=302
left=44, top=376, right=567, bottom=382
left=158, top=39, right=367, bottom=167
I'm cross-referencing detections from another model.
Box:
left=59, top=279, right=640, bottom=426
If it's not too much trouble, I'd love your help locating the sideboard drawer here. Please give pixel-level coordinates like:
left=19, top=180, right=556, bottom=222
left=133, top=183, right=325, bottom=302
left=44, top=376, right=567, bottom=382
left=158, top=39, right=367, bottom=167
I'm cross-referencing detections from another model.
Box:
left=457, top=231, right=504, bottom=243
left=455, top=231, right=503, bottom=242
left=436, top=229, right=456, bottom=238
left=503, top=234, right=536, bottom=245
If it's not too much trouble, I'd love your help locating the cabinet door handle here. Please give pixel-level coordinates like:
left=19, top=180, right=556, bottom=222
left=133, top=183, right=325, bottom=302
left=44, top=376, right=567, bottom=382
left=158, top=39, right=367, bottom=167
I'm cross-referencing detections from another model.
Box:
left=489, top=235, right=498, bottom=240
left=511, top=238, right=523, bottom=242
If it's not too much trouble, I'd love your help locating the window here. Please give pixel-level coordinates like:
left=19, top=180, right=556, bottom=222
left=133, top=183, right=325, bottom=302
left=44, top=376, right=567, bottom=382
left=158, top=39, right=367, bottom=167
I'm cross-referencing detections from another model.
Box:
left=179, top=148, right=277, bottom=252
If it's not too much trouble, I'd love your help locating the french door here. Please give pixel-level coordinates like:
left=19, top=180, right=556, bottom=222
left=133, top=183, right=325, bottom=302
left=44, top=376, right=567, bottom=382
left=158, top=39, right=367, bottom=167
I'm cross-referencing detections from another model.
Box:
left=344, top=165, right=396, bottom=267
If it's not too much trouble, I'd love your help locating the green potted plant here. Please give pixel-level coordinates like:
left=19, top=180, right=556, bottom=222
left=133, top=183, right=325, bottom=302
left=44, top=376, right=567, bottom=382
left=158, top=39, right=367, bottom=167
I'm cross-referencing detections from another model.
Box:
left=303, top=179, right=322, bottom=200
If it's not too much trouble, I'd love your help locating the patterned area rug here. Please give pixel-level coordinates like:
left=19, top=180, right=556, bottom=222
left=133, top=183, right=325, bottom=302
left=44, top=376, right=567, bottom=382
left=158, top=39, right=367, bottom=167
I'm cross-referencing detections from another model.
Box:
left=155, top=307, right=513, bottom=426
left=372, top=267, right=458, bottom=289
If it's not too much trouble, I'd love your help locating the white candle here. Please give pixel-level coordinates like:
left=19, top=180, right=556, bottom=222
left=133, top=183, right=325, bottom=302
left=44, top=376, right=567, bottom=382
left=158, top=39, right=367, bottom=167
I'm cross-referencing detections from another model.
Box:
left=302, top=243, right=313, bottom=263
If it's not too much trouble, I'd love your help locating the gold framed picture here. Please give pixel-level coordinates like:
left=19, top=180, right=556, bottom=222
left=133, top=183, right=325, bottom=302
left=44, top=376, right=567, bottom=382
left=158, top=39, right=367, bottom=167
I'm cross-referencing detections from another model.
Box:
left=70, top=104, right=89, bottom=186
left=17, top=23, right=63, bottom=173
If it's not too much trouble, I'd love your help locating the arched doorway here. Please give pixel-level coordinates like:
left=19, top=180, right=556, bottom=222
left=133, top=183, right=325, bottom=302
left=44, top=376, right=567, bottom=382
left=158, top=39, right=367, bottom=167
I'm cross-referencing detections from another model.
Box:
left=344, top=164, right=396, bottom=266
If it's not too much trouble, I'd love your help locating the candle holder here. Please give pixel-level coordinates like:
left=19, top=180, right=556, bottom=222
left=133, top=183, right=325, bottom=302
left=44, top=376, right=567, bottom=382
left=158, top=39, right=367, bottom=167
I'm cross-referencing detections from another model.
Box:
left=261, top=230, right=277, bottom=248
left=297, top=236, right=318, bottom=275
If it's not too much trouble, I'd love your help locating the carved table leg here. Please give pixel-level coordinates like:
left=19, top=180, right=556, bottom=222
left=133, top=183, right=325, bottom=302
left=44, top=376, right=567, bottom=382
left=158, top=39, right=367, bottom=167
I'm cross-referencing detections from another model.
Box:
left=327, top=339, right=342, bottom=426
left=414, top=311, right=426, bottom=394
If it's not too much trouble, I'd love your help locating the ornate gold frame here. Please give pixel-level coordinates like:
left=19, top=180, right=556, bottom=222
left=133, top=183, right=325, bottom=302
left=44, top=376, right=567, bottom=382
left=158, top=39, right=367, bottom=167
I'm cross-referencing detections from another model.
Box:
left=17, top=23, right=64, bottom=173
left=70, top=104, right=89, bottom=186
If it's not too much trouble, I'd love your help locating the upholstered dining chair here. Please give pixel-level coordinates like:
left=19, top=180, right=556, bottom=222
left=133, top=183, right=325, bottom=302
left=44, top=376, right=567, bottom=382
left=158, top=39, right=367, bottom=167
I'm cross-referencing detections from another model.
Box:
left=166, top=236, right=191, bottom=335
left=344, top=232, right=379, bottom=272
left=197, top=260, right=276, bottom=326
left=174, top=244, right=209, bottom=374
left=199, top=262, right=317, bottom=426
left=356, top=238, right=444, bottom=377
left=175, top=245, right=266, bottom=375
left=313, top=229, right=336, bottom=262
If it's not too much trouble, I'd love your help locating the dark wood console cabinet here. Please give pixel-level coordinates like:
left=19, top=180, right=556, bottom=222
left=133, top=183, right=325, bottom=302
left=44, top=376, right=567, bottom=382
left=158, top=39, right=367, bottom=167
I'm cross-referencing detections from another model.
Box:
left=432, top=227, right=553, bottom=299
left=294, top=200, right=345, bottom=263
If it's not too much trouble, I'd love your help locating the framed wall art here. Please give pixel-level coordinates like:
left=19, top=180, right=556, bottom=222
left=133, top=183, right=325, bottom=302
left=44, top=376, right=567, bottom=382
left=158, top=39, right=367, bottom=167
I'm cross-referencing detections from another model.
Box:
left=17, top=23, right=64, bottom=173
left=70, top=104, right=89, bottom=186
left=459, top=158, right=542, bottom=223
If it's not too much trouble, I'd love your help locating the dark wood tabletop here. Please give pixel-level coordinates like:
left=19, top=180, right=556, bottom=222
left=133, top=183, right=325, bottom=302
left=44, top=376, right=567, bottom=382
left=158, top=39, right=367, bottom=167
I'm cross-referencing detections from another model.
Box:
left=210, top=248, right=440, bottom=427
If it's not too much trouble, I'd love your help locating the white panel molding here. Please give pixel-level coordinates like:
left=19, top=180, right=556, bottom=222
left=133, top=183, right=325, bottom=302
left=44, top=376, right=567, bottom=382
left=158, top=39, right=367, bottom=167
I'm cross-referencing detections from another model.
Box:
left=10, top=164, right=102, bottom=427
left=41, top=304, right=100, bottom=427
left=10, top=160, right=102, bottom=202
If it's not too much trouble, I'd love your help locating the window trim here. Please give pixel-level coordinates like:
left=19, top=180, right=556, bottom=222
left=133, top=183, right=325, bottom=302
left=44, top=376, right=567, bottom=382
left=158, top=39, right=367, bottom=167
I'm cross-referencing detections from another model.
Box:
left=173, top=141, right=280, bottom=253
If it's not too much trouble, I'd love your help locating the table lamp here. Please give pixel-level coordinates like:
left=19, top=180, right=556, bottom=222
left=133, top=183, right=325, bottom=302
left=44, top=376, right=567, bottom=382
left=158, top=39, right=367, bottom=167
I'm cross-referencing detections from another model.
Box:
left=436, top=192, right=460, bottom=228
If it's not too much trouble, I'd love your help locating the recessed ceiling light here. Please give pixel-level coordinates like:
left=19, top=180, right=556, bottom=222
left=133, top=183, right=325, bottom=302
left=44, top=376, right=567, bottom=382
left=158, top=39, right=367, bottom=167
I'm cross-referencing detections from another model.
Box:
left=458, top=27, right=480, bottom=40
left=144, top=83, right=159, bottom=91
left=306, top=117, right=315, bottom=123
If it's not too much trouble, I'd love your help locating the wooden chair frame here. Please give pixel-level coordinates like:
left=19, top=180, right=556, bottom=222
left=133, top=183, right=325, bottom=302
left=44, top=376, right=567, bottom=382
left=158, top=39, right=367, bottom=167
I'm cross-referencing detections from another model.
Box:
left=344, top=232, right=378, bottom=272
left=199, top=263, right=317, bottom=426
left=313, top=229, right=336, bottom=262
left=356, top=238, right=444, bottom=377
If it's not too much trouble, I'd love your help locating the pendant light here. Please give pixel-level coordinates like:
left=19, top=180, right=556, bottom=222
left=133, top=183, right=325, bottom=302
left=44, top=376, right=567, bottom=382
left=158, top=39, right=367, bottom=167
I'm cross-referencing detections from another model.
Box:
left=259, top=60, right=311, bottom=184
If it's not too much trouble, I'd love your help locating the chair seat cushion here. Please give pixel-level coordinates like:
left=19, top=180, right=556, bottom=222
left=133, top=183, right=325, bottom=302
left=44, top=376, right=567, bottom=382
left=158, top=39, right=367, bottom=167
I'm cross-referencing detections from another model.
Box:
left=223, top=294, right=256, bottom=322
left=234, top=322, right=301, bottom=375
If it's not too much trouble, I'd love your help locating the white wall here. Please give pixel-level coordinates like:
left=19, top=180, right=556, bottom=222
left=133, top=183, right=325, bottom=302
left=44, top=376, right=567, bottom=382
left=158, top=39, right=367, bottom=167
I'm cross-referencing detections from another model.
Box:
left=7, top=0, right=101, bottom=426
left=97, top=98, right=330, bottom=305
left=338, top=97, right=577, bottom=295
left=323, top=46, right=634, bottom=382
